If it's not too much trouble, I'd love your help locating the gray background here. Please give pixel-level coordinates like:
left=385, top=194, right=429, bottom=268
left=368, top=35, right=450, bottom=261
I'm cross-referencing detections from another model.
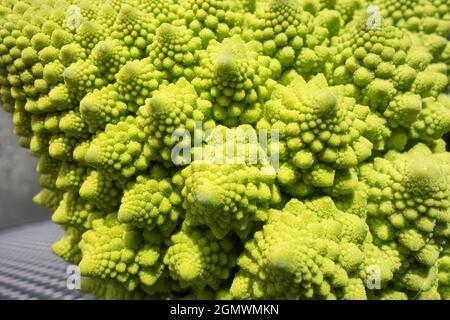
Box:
left=0, top=108, right=94, bottom=300
left=0, top=107, right=51, bottom=229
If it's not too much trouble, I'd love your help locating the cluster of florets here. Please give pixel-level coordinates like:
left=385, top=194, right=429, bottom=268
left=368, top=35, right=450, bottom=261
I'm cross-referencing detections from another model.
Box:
left=0, top=0, right=449, bottom=300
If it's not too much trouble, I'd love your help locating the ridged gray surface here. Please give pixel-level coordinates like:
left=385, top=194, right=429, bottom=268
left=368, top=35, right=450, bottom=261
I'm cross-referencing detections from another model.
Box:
left=0, top=221, right=95, bottom=300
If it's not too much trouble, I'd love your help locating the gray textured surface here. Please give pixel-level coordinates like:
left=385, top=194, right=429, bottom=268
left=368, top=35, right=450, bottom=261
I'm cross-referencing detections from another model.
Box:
left=0, top=107, right=51, bottom=228
left=0, top=220, right=95, bottom=300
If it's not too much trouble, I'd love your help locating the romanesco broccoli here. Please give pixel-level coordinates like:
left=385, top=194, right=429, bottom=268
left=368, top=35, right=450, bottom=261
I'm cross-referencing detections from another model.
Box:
left=0, top=0, right=449, bottom=300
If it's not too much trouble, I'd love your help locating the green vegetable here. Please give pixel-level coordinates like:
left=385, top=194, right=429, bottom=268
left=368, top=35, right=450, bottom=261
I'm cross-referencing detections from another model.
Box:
left=0, top=0, right=449, bottom=300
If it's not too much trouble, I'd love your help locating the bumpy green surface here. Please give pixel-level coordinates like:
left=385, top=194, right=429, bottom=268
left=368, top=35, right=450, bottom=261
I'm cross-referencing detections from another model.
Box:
left=1, top=0, right=449, bottom=300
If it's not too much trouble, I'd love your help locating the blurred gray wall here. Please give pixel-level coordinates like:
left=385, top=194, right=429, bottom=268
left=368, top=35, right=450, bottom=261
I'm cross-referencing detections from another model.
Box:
left=0, top=107, right=51, bottom=228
